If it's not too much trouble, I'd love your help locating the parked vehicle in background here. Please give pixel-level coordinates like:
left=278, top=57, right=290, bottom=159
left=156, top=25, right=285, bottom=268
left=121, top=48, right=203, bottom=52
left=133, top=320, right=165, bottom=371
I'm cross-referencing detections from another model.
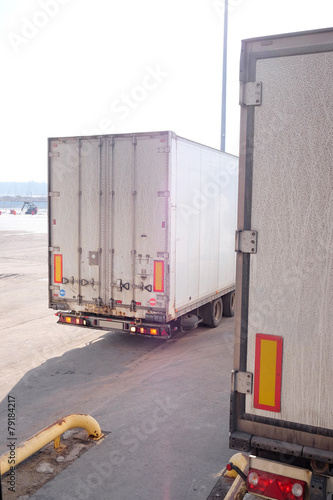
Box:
left=48, top=131, right=238, bottom=338
left=21, top=202, right=38, bottom=215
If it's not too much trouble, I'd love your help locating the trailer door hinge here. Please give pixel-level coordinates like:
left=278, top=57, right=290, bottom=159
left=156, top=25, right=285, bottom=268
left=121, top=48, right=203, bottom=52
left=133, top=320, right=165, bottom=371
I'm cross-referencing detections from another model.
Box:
left=49, top=151, right=60, bottom=157
left=49, top=191, right=60, bottom=197
left=231, top=370, right=253, bottom=395
left=235, top=230, right=257, bottom=254
left=240, top=81, right=262, bottom=106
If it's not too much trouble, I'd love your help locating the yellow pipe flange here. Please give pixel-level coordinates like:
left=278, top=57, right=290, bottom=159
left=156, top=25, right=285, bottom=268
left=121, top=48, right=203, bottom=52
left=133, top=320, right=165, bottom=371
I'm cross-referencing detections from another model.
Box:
left=0, top=413, right=104, bottom=476
left=223, top=453, right=249, bottom=500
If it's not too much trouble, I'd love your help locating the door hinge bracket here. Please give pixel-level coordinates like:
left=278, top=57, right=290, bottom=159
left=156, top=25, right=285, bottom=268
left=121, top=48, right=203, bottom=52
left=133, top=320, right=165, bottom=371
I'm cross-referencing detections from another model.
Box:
left=240, top=81, right=262, bottom=106
left=231, top=370, right=253, bottom=395
left=235, top=230, right=257, bottom=254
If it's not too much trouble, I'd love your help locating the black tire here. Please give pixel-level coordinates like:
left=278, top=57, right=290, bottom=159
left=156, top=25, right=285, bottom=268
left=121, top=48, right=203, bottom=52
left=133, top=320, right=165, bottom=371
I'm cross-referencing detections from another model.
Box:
left=222, top=291, right=235, bottom=317
left=201, top=298, right=223, bottom=328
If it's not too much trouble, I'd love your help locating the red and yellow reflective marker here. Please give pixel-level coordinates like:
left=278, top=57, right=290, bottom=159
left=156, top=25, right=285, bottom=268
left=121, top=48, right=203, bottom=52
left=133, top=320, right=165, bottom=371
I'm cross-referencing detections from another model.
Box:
left=153, top=260, right=164, bottom=292
left=54, top=254, right=63, bottom=284
left=253, top=334, right=283, bottom=412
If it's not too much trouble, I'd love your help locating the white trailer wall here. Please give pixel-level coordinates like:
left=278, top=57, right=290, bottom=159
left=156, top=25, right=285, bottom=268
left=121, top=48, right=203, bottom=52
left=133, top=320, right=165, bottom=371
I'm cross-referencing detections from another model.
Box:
left=232, top=30, right=333, bottom=454
left=245, top=51, right=333, bottom=429
left=170, top=135, right=238, bottom=313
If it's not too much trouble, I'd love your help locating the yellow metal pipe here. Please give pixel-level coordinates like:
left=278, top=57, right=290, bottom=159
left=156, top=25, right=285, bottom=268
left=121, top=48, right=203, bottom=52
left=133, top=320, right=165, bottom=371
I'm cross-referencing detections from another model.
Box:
left=0, top=413, right=104, bottom=476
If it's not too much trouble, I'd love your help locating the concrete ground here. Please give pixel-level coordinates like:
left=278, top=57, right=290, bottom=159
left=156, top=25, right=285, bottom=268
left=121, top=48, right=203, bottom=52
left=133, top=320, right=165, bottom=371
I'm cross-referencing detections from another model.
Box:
left=0, top=213, right=235, bottom=500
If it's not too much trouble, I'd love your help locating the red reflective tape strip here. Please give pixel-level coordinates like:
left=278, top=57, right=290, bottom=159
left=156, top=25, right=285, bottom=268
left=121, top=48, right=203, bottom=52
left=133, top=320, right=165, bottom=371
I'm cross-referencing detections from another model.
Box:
left=54, top=254, right=63, bottom=283
left=153, top=260, right=164, bottom=292
left=253, top=334, right=283, bottom=412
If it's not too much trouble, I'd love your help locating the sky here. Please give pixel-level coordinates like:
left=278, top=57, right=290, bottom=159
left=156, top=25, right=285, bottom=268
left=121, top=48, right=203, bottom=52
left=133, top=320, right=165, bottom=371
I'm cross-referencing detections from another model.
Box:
left=1, top=0, right=332, bottom=182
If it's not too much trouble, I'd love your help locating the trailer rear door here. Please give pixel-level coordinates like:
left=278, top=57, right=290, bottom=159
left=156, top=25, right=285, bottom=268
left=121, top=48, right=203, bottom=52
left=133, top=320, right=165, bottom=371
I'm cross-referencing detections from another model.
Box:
left=48, top=132, right=170, bottom=320
left=231, top=29, right=333, bottom=455
left=109, top=133, right=169, bottom=317
left=49, top=137, right=107, bottom=308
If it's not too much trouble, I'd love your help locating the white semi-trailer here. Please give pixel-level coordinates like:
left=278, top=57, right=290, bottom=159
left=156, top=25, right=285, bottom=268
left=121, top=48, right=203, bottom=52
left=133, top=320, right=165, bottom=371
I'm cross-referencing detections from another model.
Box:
left=48, top=131, right=238, bottom=338
left=228, top=28, right=333, bottom=500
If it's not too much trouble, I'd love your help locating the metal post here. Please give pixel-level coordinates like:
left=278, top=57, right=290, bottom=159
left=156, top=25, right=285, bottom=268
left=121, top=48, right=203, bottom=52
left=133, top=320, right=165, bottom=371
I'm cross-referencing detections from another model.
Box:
left=220, top=0, right=228, bottom=152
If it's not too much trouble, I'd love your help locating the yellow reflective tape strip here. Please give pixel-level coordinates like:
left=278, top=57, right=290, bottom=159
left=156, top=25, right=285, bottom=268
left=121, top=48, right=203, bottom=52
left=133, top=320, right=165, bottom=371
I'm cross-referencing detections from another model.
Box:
left=153, top=261, right=164, bottom=292
left=254, top=334, right=283, bottom=412
left=54, top=254, right=63, bottom=283
left=258, top=339, right=277, bottom=407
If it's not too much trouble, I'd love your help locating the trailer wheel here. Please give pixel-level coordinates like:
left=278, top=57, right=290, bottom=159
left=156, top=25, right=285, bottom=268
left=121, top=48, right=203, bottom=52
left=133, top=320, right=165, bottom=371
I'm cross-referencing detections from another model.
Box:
left=222, top=291, right=235, bottom=317
left=201, top=298, right=223, bottom=328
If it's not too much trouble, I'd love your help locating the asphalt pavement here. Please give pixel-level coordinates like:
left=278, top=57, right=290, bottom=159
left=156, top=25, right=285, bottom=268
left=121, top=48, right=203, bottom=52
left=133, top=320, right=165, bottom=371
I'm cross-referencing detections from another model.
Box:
left=0, top=214, right=235, bottom=500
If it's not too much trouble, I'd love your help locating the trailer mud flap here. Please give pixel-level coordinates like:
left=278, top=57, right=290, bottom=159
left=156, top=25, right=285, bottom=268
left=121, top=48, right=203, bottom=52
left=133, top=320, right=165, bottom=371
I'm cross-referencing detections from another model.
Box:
left=310, top=474, right=327, bottom=500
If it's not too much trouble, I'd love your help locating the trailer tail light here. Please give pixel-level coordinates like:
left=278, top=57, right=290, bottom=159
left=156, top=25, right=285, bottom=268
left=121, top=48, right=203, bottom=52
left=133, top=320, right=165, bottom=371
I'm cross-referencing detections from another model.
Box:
left=129, top=325, right=168, bottom=337
left=130, top=326, right=157, bottom=335
left=153, top=260, right=164, bottom=292
left=247, top=469, right=306, bottom=500
left=54, top=254, right=63, bottom=283
left=58, top=314, right=87, bottom=326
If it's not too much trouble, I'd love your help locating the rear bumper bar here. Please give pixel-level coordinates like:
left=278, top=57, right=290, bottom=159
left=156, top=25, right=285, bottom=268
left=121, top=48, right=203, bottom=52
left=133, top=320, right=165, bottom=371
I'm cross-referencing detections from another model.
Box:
left=56, top=312, right=172, bottom=339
